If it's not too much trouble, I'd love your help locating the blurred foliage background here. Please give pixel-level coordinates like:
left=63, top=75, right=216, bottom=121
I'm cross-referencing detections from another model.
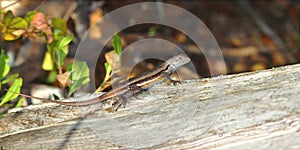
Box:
left=0, top=0, right=299, bottom=111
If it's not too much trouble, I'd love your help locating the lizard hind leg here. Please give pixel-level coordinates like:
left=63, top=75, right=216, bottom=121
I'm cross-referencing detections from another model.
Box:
left=112, top=94, right=130, bottom=111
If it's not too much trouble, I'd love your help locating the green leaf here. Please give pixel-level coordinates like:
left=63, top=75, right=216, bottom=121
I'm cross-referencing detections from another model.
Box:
left=0, top=23, right=6, bottom=32
left=2, top=73, right=19, bottom=84
left=44, top=41, right=58, bottom=71
left=47, top=40, right=58, bottom=58
left=104, top=62, right=112, bottom=75
left=3, top=32, right=19, bottom=41
left=0, top=78, right=23, bottom=107
left=57, top=34, right=73, bottom=49
left=3, top=10, right=14, bottom=26
left=67, top=62, right=90, bottom=96
left=148, top=27, right=157, bottom=36
left=95, top=62, right=112, bottom=93
left=57, top=35, right=73, bottom=67
left=51, top=18, right=67, bottom=35
left=14, top=96, right=25, bottom=108
left=46, top=71, right=57, bottom=84
left=52, top=29, right=65, bottom=40
left=24, top=11, right=37, bottom=23
left=2, top=12, right=28, bottom=41
left=0, top=50, right=10, bottom=80
left=42, top=51, right=55, bottom=71
left=69, top=77, right=89, bottom=96
left=2, top=16, right=27, bottom=41
left=67, top=62, right=89, bottom=80
left=56, top=48, right=67, bottom=67
left=112, top=34, right=122, bottom=55
left=10, top=17, right=28, bottom=29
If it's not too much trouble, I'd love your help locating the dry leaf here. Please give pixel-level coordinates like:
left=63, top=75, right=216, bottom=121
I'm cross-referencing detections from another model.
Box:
left=89, top=8, right=103, bottom=39
left=105, top=50, right=121, bottom=70
left=31, top=12, right=48, bottom=30
left=31, top=12, right=53, bottom=43
left=89, top=8, right=103, bottom=25
left=175, top=33, right=187, bottom=43
left=273, top=52, right=287, bottom=66
left=12, top=29, right=25, bottom=36
left=45, top=27, right=53, bottom=43
left=251, top=63, right=266, bottom=71
left=56, top=71, right=72, bottom=89
left=233, top=63, right=247, bottom=72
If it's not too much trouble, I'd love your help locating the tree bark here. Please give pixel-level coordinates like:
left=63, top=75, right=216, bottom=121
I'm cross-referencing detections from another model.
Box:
left=0, top=64, right=300, bottom=149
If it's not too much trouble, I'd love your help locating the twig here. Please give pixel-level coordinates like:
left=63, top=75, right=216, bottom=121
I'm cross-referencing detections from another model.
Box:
left=63, top=2, right=78, bottom=21
left=1, top=0, right=23, bottom=10
left=238, top=0, right=297, bottom=63
left=33, top=0, right=46, bottom=11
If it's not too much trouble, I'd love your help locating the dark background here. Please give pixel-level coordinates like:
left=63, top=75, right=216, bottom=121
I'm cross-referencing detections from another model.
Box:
left=1, top=0, right=299, bottom=92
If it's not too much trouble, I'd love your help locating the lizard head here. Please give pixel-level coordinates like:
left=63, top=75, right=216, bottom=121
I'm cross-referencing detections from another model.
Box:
left=166, top=54, right=191, bottom=73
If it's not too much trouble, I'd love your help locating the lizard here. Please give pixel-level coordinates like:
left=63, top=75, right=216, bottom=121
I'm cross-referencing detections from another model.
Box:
left=6, top=54, right=191, bottom=109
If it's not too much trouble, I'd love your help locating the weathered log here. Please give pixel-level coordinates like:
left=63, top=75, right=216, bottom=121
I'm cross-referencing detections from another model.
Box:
left=0, top=64, right=300, bottom=149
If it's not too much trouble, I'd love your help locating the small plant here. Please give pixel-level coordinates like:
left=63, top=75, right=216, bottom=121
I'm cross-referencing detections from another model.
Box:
left=95, top=34, right=123, bottom=93
left=31, top=12, right=91, bottom=96
left=0, top=8, right=92, bottom=113
left=0, top=10, right=91, bottom=98
left=0, top=8, right=123, bottom=113
left=0, top=50, right=23, bottom=108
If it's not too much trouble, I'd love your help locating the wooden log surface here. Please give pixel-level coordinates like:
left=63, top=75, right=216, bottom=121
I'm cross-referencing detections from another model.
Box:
left=0, top=64, right=300, bottom=149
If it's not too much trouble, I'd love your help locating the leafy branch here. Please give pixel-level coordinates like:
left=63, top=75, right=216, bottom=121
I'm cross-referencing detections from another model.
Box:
left=0, top=8, right=123, bottom=111
left=0, top=9, right=90, bottom=107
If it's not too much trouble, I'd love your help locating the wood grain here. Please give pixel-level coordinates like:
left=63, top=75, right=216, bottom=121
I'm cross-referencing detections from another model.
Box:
left=0, top=64, right=300, bottom=149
